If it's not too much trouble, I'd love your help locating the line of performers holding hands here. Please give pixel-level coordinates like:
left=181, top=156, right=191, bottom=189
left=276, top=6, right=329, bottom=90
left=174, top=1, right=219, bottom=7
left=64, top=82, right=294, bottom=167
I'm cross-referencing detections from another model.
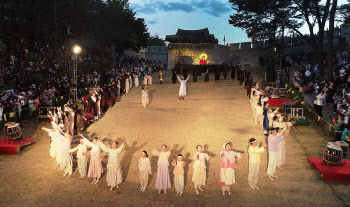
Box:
left=41, top=120, right=290, bottom=196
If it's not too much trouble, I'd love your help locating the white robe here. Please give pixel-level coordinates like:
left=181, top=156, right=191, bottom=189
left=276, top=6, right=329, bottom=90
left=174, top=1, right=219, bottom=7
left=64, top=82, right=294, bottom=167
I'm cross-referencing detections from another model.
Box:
left=177, top=76, right=190, bottom=97
left=143, top=75, right=148, bottom=85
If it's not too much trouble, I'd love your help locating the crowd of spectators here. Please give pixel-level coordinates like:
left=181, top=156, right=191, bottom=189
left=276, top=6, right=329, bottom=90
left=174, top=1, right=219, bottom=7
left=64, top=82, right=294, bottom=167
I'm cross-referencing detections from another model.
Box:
left=0, top=38, right=165, bottom=122
left=282, top=50, right=350, bottom=142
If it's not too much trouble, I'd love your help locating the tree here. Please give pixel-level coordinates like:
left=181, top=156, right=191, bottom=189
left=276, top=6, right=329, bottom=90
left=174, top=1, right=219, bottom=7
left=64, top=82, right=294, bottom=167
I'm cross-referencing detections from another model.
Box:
left=229, top=0, right=333, bottom=77
left=327, top=0, right=338, bottom=79
left=147, top=34, right=166, bottom=46
left=338, top=0, right=350, bottom=25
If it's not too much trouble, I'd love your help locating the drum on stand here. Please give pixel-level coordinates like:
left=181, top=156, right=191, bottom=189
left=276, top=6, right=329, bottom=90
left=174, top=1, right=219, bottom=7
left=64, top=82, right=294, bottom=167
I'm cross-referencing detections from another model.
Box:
left=335, top=141, right=349, bottom=162
left=4, top=122, right=22, bottom=142
left=323, top=142, right=342, bottom=165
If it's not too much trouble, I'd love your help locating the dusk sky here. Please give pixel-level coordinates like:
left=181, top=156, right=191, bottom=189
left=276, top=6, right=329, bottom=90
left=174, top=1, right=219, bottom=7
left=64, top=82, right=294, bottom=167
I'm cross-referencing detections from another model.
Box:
left=129, top=0, right=348, bottom=45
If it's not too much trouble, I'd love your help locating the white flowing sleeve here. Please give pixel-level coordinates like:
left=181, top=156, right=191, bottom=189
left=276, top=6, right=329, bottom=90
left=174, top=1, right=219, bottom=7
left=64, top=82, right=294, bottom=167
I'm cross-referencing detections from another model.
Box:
left=82, top=138, right=94, bottom=148
left=69, top=146, right=79, bottom=153
left=177, top=76, right=181, bottom=82
left=98, top=141, right=111, bottom=153
left=152, top=149, right=160, bottom=156
left=117, top=143, right=125, bottom=154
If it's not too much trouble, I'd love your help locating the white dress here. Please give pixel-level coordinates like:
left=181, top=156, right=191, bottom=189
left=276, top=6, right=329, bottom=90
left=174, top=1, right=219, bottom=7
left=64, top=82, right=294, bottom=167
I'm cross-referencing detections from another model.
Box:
left=177, top=76, right=190, bottom=97
left=192, top=152, right=210, bottom=186
left=69, top=144, right=87, bottom=177
left=99, top=142, right=125, bottom=188
left=144, top=75, right=148, bottom=85
left=142, top=89, right=149, bottom=107
left=134, top=75, right=139, bottom=87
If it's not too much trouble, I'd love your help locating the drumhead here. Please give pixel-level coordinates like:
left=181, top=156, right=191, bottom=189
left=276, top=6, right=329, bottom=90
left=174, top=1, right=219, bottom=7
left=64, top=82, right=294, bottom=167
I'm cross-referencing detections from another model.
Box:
left=7, top=123, right=19, bottom=128
left=325, top=145, right=343, bottom=151
left=335, top=141, right=349, bottom=147
left=4, top=122, right=16, bottom=127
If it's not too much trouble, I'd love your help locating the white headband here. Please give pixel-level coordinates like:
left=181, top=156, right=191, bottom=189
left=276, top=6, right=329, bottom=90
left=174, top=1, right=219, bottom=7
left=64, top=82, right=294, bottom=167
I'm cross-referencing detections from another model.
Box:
left=223, top=143, right=229, bottom=150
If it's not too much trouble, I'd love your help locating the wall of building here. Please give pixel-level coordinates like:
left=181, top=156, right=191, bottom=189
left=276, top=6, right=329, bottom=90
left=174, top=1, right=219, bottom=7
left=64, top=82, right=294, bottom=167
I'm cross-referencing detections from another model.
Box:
left=167, top=43, right=229, bottom=69
left=124, top=46, right=168, bottom=65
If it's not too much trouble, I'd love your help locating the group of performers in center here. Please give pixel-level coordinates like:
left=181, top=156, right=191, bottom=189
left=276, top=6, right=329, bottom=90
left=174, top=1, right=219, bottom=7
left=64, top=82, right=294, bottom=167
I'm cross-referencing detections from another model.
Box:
left=41, top=65, right=294, bottom=196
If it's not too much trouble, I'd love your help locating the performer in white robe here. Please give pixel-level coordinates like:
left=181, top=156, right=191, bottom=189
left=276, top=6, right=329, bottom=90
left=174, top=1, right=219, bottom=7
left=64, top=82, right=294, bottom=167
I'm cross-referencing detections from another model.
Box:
left=143, top=74, right=148, bottom=85
left=117, top=81, right=121, bottom=98
left=139, top=151, right=152, bottom=191
left=98, top=139, right=125, bottom=191
left=142, top=87, right=149, bottom=109
left=125, top=78, right=129, bottom=93
left=60, top=131, right=73, bottom=176
left=177, top=74, right=190, bottom=100
left=134, top=74, right=139, bottom=88
left=79, top=134, right=103, bottom=184
left=192, top=145, right=211, bottom=194
left=151, top=144, right=171, bottom=194
left=69, top=138, right=88, bottom=178
left=147, top=74, right=153, bottom=85
left=42, top=124, right=58, bottom=161
left=248, top=138, right=267, bottom=189
left=69, top=109, right=75, bottom=136
left=129, top=75, right=133, bottom=89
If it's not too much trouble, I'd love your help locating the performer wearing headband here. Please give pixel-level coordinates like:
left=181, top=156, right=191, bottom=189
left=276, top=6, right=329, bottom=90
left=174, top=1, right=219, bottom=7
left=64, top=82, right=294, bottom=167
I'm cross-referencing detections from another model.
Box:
left=151, top=144, right=171, bottom=194
left=218, top=142, right=244, bottom=195
left=266, top=127, right=290, bottom=180
left=248, top=138, right=267, bottom=189
left=192, top=145, right=211, bottom=195
left=172, top=154, right=186, bottom=196
left=98, top=138, right=125, bottom=191
left=177, top=74, right=190, bottom=100
left=69, top=138, right=87, bottom=178
left=139, top=151, right=152, bottom=192
left=79, top=134, right=103, bottom=184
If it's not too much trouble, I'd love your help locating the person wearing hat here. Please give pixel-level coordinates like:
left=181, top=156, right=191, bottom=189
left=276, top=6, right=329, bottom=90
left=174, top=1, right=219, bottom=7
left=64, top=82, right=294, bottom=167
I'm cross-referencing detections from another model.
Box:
left=248, top=138, right=267, bottom=189
left=172, top=154, right=186, bottom=196
left=69, top=138, right=88, bottom=178
left=218, top=142, right=244, bottom=195
left=177, top=74, right=190, bottom=100
left=139, top=151, right=152, bottom=192
left=267, top=127, right=290, bottom=180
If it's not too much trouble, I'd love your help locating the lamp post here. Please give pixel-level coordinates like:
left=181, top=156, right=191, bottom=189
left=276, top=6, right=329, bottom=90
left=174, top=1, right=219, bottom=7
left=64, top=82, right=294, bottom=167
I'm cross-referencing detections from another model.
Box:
left=70, top=45, right=81, bottom=101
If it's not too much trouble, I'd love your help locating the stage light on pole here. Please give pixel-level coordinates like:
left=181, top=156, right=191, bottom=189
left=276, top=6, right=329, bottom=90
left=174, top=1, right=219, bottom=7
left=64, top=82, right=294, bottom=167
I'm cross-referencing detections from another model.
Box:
left=73, top=45, right=81, bottom=54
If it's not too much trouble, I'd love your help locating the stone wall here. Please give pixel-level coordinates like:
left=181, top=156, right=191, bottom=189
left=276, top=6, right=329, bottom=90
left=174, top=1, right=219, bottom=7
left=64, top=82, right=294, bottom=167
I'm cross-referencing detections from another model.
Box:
left=124, top=46, right=168, bottom=65
left=167, top=43, right=229, bottom=69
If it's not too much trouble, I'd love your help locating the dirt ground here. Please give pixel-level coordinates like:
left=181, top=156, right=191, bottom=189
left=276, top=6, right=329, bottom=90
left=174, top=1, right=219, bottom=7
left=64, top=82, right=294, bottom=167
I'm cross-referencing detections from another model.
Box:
left=0, top=70, right=349, bottom=207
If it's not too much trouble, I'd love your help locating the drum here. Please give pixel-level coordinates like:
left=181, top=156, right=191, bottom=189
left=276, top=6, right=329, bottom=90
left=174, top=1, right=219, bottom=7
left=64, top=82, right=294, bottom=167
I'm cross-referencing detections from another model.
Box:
left=335, top=141, right=349, bottom=160
left=323, top=142, right=343, bottom=164
left=4, top=122, right=22, bottom=141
